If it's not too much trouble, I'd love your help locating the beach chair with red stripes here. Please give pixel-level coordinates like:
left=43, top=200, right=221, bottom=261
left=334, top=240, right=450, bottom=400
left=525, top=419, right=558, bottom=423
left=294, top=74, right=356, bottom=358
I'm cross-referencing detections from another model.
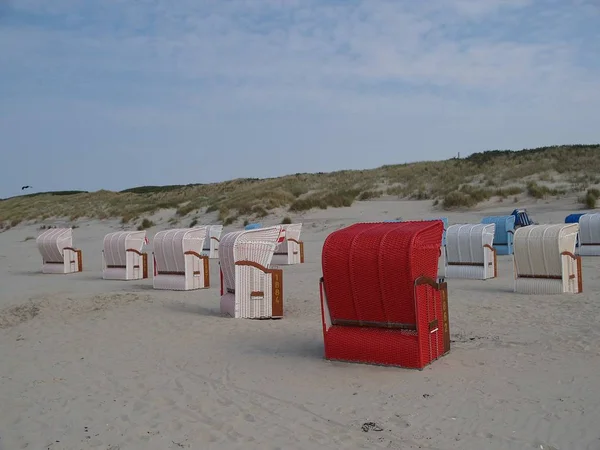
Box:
left=271, top=223, right=304, bottom=265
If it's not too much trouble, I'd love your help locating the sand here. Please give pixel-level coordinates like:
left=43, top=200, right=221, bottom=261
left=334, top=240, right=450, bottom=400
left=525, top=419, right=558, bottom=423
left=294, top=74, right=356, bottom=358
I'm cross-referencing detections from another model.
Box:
left=1, top=197, right=599, bottom=450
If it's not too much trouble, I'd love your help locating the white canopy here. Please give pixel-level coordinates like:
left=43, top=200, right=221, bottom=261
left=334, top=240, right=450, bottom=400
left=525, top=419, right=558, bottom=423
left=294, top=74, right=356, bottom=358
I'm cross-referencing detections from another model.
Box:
left=219, top=226, right=283, bottom=293
left=446, top=223, right=495, bottom=263
left=103, top=231, right=146, bottom=267
left=37, top=228, right=73, bottom=263
left=154, top=227, right=207, bottom=273
left=579, top=213, right=600, bottom=246
left=514, top=224, right=578, bottom=277
left=203, top=224, right=223, bottom=251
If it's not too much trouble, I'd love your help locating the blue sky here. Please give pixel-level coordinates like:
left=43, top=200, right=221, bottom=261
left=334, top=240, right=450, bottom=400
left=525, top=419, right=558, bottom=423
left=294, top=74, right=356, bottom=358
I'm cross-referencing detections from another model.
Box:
left=1, top=0, right=599, bottom=198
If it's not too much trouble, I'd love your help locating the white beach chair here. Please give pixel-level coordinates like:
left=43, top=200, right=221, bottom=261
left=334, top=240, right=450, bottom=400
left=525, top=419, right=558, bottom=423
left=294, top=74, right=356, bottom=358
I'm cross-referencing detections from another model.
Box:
left=202, top=225, right=223, bottom=259
left=219, top=226, right=284, bottom=319
left=435, top=218, right=449, bottom=278
left=36, top=228, right=83, bottom=274
left=418, top=218, right=448, bottom=278
left=102, top=231, right=148, bottom=280
left=578, top=213, right=600, bottom=256
left=513, top=224, right=582, bottom=294
left=438, top=246, right=447, bottom=279
left=153, top=227, right=210, bottom=290
left=446, top=223, right=497, bottom=280
left=271, top=223, right=304, bottom=265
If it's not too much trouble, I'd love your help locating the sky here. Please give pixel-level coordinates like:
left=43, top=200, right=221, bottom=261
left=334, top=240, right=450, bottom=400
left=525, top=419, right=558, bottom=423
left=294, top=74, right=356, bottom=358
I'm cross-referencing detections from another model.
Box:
left=1, top=0, right=599, bottom=198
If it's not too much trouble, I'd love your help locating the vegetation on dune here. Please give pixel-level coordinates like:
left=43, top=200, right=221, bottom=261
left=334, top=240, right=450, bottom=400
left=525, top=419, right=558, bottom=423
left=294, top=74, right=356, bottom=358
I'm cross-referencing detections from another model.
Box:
left=137, top=218, right=155, bottom=231
left=0, top=190, right=89, bottom=201
left=1, top=144, right=598, bottom=227
left=581, top=188, right=600, bottom=209
left=119, top=184, right=203, bottom=194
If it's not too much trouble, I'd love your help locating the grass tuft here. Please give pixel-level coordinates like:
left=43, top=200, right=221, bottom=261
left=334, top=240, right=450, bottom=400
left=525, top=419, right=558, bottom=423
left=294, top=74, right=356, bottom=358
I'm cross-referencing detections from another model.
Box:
left=137, top=218, right=155, bottom=230
left=580, top=188, right=600, bottom=209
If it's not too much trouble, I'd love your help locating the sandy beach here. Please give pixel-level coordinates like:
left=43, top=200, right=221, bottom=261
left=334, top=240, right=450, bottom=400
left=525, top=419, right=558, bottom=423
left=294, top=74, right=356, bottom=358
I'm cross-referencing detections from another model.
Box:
left=1, top=197, right=599, bottom=450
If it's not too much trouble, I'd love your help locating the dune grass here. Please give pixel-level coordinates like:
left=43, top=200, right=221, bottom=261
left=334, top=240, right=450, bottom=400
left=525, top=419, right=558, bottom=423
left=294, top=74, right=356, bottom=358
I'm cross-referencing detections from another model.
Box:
left=1, top=144, right=599, bottom=227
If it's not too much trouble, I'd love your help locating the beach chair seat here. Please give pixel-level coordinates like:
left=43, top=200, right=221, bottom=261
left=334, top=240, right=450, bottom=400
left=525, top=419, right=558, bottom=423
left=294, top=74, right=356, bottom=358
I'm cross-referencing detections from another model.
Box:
left=271, top=223, right=304, bottom=265
left=513, top=224, right=582, bottom=294
left=481, top=215, right=515, bottom=255
left=219, top=226, right=285, bottom=319
left=153, top=227, right=210, bottom=290
left=319, top=221, right=450, bottom=370
left=578, top=213, right=600, bottom=256
left=36, top=228, right=83, bottom=274
left=102, top=231, right=148, bottom=280
left=202, top=225, right=223, bottom=259
left=446, top=224, right=497, bottom=280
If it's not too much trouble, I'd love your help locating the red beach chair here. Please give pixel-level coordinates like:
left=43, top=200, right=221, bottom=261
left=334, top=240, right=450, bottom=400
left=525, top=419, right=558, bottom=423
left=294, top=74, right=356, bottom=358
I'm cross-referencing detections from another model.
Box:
left=319, top=221, right=450, bottom=370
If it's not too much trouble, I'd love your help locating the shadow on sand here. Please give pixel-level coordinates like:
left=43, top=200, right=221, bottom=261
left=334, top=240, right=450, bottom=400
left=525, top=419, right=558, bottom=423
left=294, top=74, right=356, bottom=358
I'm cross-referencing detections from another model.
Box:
left=234, top=330, right=324, bottom=361
left=163, top=300, right=223, bottom=318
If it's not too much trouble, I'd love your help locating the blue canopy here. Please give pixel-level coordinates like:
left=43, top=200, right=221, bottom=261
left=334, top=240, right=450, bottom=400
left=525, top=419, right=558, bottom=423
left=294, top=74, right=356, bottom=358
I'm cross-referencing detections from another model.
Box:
left=481, top=215, right=515, bottom=245
left=565, top=213, right=585, bottom=223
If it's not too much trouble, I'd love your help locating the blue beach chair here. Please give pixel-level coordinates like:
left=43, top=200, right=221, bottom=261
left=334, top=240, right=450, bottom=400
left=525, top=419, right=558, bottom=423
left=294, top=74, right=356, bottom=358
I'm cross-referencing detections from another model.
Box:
left=244, top=223, right=262, bottom=231
left=565, top=213, right=585, bottom=248
left=565, top=213, right=585, bottom=224
left=511, top=209, right=535, bottom=228
left=481, top=215, right=516, bottom=255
